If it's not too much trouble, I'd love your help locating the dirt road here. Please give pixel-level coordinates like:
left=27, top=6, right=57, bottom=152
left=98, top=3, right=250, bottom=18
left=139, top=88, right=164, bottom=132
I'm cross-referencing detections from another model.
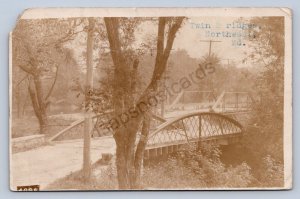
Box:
left=10, top=136, right=115, bottom=190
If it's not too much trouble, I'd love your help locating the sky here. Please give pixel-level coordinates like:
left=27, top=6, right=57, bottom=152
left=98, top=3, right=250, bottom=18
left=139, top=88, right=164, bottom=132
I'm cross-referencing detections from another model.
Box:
left=136, top=17, right=256, bottom=67
left=174, top=17, right=254, bottom=67
left=65, top=16, right=257, bottom=71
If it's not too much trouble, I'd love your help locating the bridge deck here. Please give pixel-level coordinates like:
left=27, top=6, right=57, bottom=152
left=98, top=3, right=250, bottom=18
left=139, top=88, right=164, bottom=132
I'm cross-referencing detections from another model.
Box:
left=145, top=133, right=242, bottom=149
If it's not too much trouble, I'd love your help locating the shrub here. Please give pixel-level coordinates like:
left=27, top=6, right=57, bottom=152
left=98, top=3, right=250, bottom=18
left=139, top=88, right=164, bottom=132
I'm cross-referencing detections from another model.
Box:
left=142, top=143, right=254, bottom=189
left=256, top=155, right=284, bottom=187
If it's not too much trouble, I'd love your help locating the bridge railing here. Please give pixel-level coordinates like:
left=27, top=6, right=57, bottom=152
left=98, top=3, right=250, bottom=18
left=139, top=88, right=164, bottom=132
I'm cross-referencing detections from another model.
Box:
left=49, top=111, right=167, bottom=142
left=146, top=112, right=243, bottom=149
left=212, top=91, right=254, bottom=113
left=167, top=91, right=216, bottom=111
left=49, top=112, right=113, bottom=141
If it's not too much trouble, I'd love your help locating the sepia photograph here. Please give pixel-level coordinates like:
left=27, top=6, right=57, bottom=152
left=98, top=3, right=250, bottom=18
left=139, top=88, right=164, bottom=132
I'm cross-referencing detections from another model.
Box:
left=9, top=8, right=292, bottom=191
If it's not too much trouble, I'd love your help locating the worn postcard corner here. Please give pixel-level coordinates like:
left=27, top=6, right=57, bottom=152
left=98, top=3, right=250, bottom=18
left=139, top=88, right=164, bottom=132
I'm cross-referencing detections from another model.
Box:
left=9, top=7, right=292, bottom=191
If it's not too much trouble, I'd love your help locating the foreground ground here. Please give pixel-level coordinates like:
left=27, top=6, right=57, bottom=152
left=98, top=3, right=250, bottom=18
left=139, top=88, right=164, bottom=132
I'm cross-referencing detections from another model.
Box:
left=10, top=136, right=115, bottom=190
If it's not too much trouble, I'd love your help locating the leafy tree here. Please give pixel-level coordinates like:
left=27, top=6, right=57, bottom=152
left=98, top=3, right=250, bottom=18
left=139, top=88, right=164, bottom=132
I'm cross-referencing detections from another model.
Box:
left=238, top=17, right=285, bottom=186
left=104, top=17, right=185, bottom=189
left=12, top=19, right=83, bottom=133
left=245, top=17, right=284, bottom=162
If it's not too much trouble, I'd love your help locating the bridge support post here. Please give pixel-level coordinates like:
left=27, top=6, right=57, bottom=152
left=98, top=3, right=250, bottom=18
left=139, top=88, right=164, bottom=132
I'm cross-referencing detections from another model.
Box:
left=197, top=115, right=202, bottom=150
left=143, top=149, right=150, bottom=166
left=174, top=145, right=178, bottom=152
left=168, top=145, right=173, bottom=153
left=235, top=93, right=239, bottom=111
left=144, top=149, right=149, bottom=159
left=141, top=158, right=144, bottom=176
left=222, top=94, right=226, bottom=112
left=158, top=147, right=162, bottom=156
left=149, top=148, right=157, bottom=159
left=218, top=117, right=224, bottom=135
left=162, top=147, right=168, bottom=157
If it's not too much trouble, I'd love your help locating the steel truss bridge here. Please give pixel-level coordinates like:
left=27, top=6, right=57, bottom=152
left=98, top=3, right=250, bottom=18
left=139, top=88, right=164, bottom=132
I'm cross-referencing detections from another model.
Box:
left=49, top=91, right=254, bottom=159
left=144, top=111, right=243, bottom=160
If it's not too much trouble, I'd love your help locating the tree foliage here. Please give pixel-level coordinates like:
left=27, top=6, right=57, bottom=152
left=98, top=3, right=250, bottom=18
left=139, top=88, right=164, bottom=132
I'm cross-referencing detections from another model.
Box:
left=103, top=17, right=185, bottom=189
left=237, top=17, right=285, bottom=186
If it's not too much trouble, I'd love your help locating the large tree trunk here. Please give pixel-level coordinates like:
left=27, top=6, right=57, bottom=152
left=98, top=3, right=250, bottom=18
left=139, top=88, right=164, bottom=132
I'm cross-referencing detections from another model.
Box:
left=104, top=17, right=184, bottom=189
left=105, top=17, right=134, bottom=189
left=19, top=56, right=58, bottom=134
left=133, top=114, right=151, bottom=188
left=114, top=129, right=130, bottom=188
left=112, top=118, right=140, bottom=189
left=28, top=75, right=48, bottom=134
